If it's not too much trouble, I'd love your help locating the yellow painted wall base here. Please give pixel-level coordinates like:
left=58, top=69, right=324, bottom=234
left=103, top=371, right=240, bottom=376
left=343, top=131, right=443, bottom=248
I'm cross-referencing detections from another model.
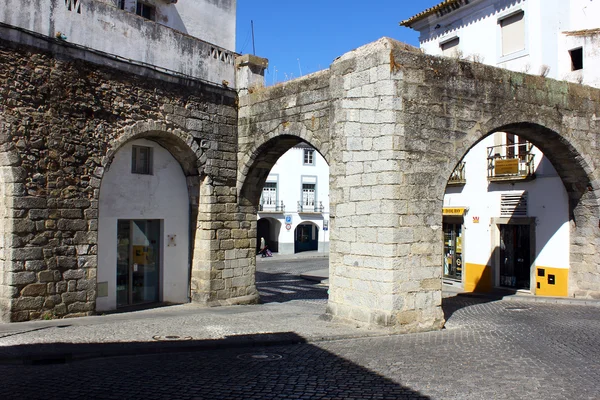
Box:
left=464, top=263, right=492, bottom=293
left=536, top=266, right=568, bottom=297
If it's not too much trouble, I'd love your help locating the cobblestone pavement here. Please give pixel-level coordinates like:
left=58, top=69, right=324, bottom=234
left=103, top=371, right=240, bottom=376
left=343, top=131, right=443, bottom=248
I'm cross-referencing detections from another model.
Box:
left=256, top=256, right=328, bottom=304
left=2, top=295, right=599, bottom=399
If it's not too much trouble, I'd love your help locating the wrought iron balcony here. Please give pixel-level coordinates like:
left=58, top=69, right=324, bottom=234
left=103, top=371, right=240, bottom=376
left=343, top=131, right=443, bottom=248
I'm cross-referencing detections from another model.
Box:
left=487, top=143, right=535, bottom=182
left=448, top=162, right=466, bottom=186
left=258, top=201, right=285, bottom=213
left=297, top=201, right=324, bottom=213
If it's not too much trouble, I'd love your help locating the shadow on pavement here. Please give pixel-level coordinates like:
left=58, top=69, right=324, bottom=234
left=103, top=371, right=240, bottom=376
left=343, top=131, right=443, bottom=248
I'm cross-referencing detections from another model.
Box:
left=256, top=271, right=328, bottom=304
left=0, top=332, right=430, bottom=400
left=442, top=293, right=505, bottom=322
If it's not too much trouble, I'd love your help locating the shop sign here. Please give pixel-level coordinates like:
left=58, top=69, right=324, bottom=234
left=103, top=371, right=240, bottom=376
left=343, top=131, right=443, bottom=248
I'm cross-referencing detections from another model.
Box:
left=442, top=207, right=466, bottom=216
left=495, top=158, right=519, bottom=175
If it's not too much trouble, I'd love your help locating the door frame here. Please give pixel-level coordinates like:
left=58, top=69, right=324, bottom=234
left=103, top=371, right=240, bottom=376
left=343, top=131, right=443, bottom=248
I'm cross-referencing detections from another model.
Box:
left=491, top=217, right=536, bottom=292
left=117, top=219, right=163, bottom=308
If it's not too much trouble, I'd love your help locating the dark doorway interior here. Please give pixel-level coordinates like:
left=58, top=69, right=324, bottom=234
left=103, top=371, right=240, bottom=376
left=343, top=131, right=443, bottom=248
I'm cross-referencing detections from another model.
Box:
left=295, top=223, right=318, bottom=253
left=499, top=224, right=531, bottom=289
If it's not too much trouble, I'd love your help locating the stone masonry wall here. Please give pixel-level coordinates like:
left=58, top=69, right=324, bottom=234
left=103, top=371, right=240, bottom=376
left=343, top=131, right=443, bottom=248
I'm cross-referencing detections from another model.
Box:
left=0, top=38, right=238, bottom=322
left=238, top=37, right=600, bottom=332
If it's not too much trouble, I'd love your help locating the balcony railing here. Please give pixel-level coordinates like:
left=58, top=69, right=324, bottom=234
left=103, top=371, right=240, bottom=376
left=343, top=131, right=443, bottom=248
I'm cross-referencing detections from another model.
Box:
left=448, top=162, right=466, bottom=186
left=259, top=201, right=285, bottom=213
left=487, top=143, right=535, bottom=182
left=297, top=201, right=324, bottom=213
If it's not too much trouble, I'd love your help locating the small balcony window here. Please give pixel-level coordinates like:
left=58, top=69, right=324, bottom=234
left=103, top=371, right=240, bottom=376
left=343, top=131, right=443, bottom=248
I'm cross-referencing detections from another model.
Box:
left=448, top=162, right=466, bottom=186
left=487, top=136, right=535, bottom=182
left=131, top=145, right=153, bottom=175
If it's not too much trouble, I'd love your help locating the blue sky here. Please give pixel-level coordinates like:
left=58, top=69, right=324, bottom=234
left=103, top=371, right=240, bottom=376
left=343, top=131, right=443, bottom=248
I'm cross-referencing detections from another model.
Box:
left=236, top=1, right=441, bottom=85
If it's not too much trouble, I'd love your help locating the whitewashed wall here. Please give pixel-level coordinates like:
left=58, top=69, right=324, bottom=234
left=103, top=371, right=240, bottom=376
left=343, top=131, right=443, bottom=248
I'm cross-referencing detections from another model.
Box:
left=443, top=135, right=570, bottom=285
left=0, top=0, right=236, bottom=85
left=258, top=146, right=330, bottom=254
left=97, top=139, right=189, bottom=311
left=413, top=0, right=599, bottom=88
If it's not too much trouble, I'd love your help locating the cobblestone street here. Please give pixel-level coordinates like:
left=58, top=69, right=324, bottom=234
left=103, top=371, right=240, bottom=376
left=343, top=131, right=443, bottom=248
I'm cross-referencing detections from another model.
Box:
left=1, top=257, right=599, bottom=399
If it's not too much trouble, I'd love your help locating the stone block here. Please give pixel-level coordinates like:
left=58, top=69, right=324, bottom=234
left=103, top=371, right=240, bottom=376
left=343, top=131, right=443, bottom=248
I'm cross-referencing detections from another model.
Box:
left=10, top=271, right=36, bottom=285
left=21, top=283, right=46, bottom=297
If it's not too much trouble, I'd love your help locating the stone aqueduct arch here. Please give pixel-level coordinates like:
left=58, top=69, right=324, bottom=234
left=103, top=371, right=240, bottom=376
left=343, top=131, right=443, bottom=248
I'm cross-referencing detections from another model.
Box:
left=1, top=36, right=599, bottom=328
left=237, top=38, right=600, bottom=331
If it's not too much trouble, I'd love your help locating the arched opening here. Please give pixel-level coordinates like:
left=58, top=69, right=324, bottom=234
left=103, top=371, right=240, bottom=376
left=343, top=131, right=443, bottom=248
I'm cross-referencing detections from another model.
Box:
left=257, top=217, right=281, bottom=253
left=294, top=222, right=319, bottom=253
left=440, top=122, right=598, bottom=302
left=240, top=135, right=330, bottom=304
left=97, top=137, right=197, bottom=311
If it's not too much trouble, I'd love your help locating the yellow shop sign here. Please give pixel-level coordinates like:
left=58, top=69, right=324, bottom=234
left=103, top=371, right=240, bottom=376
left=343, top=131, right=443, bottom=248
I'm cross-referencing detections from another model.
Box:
left=442, top=207, right=466, bottom=216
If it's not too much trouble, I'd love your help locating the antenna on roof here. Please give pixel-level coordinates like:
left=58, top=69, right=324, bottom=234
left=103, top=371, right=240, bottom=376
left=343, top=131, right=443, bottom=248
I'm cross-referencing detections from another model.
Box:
left=251, top=20, right=256, bottom=55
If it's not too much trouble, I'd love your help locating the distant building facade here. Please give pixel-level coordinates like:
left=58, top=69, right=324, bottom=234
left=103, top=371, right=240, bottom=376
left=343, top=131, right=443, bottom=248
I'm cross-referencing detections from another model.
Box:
left=402, top=0, right=600, bottom=88
left=258, top=144, right=330, bottom=255
left=401, top=0, right=599, bottom=296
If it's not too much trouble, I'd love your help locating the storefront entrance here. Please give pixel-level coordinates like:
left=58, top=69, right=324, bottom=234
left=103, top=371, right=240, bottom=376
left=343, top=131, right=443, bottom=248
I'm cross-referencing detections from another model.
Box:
left=443, top=222, right=463, bottom=281
left=499, top=224, right=531, bottom=290
left=116, top=220, right=161, bottom=307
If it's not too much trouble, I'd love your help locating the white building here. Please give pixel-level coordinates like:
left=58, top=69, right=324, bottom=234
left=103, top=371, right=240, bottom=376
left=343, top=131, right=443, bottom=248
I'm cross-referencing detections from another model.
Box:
left=402, top=0, right=599, bottom=296
left=401, top=0, right=600, bottom=88
left=258, top=144, right=330, bottom=255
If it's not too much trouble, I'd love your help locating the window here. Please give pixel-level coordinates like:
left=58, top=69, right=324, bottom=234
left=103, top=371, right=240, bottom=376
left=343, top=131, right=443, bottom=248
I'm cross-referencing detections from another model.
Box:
left=131, top=145, right=153, bottom=175
left=441, top=38, right=460, bottom=57
left=303, top=149, right=315, bottom=165
left=500, top=11, right=525, bottom=56
left=118, top=0, right=125, bottom=10
left=261, top=182, right=277, bottom=206
left=569, top=47, right=583, bottom=71
left=136, top=2, right=155, bottom=20
left=302, top=184, right=316, bottom=207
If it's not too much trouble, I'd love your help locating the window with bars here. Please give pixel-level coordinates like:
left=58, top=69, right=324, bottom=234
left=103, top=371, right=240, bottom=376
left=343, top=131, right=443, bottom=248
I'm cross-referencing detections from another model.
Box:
left=303, top=149, right=315, bottom=165
left=261, top=182, right=277, bottom=206
left=131, top=146, right=153, bottom=175
left=302, top=184, right=316, bottom=207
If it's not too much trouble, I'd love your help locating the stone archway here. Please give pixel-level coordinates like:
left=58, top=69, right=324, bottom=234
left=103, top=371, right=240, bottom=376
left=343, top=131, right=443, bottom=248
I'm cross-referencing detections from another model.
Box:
left=437, top=122, right=600, bottom=299
left=97, top=123, right=203, bottom=312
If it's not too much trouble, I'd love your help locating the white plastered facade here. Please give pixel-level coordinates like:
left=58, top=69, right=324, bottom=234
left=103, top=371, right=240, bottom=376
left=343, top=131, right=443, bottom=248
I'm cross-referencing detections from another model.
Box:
left=257, top=146, right=330, bottom=255
left=403, top=0, right=593, bottom=294
left=97, top=139, right=190, bottom=311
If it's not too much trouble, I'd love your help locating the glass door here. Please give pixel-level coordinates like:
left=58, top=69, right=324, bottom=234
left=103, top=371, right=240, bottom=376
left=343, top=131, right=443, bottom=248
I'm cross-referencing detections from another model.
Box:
left=499, top=224, right=530, bottom=289
left=116, top=220, right=160, bottom=307
left=443, top=222, right=463, bottom=281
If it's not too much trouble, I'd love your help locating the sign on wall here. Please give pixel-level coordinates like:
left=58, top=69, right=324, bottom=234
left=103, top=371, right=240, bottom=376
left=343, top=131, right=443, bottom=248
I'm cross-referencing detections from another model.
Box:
left=285, top=215, right=292, bottom=224
left=323, top=220, right=329, bottom=231
left=442, top=207, right=466, bottom=216
left=495, top=158, right=519, bottom=175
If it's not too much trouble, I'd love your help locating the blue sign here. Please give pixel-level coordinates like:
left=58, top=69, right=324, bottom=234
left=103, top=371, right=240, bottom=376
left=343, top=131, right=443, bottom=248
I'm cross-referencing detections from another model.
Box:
left=285, top=215, right=292, bottom=224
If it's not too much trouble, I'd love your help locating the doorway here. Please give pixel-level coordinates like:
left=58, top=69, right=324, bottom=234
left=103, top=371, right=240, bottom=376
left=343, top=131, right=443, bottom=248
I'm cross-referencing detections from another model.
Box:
left=499, top=224, right=531, bottom=289
left=443, top=221, right=463, bottom=281
left=294, top=223, right=318, bottom=253
left=116, top=220, right=161, bottom=307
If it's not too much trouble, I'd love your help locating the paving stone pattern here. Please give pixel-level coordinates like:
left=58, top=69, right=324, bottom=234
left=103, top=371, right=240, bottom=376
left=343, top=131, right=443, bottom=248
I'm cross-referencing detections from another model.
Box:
left=256, top=258, right=328, bottom=304
left=2, top=296, right=599, bottom=399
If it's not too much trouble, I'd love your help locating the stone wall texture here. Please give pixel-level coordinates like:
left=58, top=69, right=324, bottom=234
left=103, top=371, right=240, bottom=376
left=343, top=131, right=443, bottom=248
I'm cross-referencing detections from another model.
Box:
left=238, top=37, right=600, bottom=333
left=0, top=38, right=241, bottom=321
left=2, top=33, right=600, bottom=332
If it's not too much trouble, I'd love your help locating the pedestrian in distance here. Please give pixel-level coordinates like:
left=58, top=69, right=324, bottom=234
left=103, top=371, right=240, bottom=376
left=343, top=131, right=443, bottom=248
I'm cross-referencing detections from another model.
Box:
left=259, top=237, right=272, bottom=257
